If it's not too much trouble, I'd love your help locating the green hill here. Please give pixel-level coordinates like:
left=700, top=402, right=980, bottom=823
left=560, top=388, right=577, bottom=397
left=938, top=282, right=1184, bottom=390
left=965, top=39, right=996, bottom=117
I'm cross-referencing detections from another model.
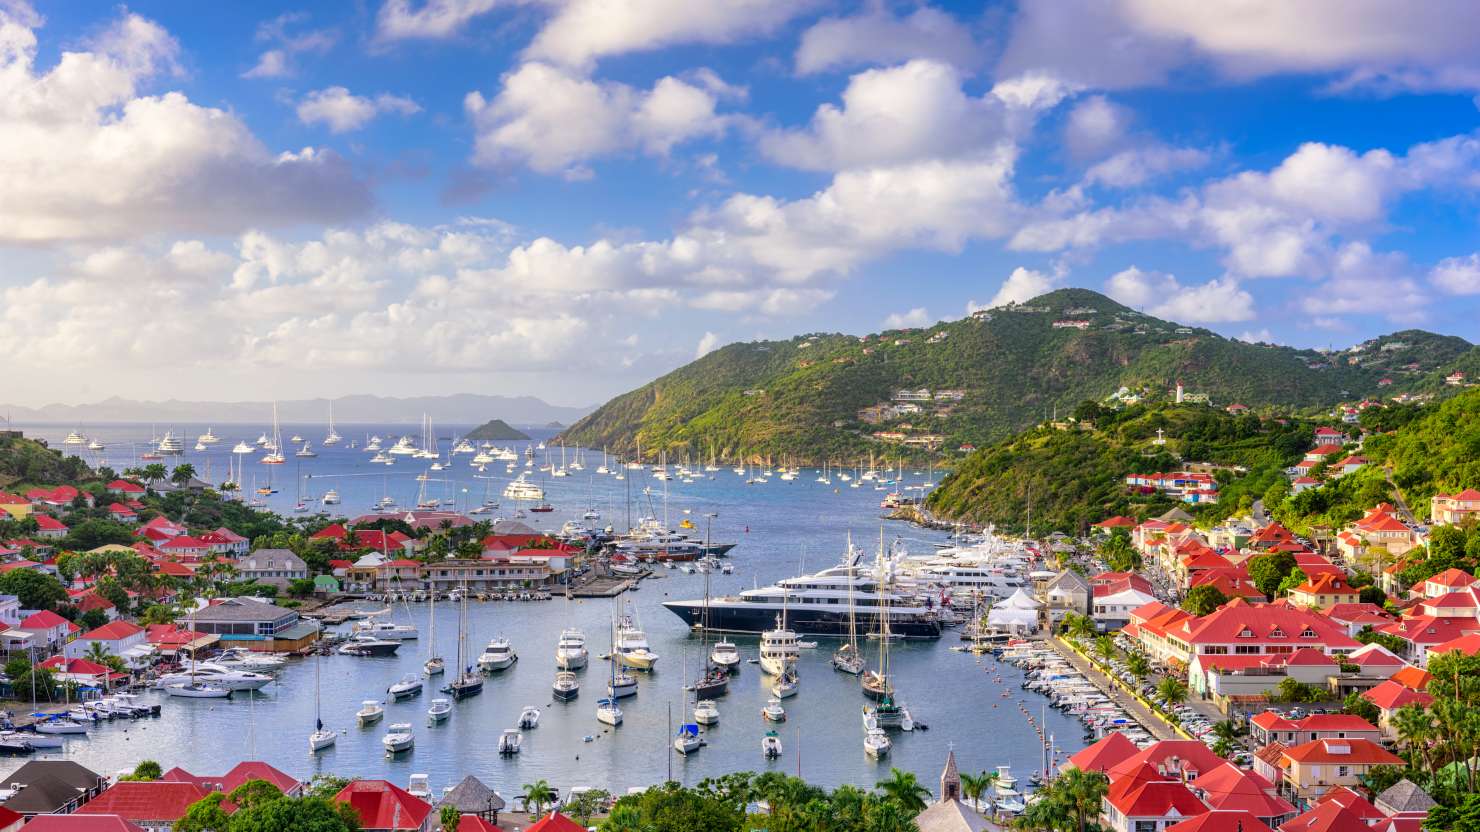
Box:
left=0, top=433, right=94, bottom=490
left=923, top=403, right=1313, bottom=534
left=559, top=288, right=1468, bottom=464
left=464, top=419, right=530, bottom=441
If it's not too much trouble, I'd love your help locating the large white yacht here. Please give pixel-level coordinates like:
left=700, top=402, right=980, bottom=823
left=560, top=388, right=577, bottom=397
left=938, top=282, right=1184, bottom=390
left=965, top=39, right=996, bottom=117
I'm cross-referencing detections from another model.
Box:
left=614, top=610, right=659, bottom=670
left=156, top=663, right=272, bottom=691
left=759, top=615, right=799, bottom=676
left=662, top=545, right=943, bottom=639
left=503, top=475, right=545, bottom=501
left=555, top=628, right=589, bottom=670
left=156, top=431, right=185, bottom=456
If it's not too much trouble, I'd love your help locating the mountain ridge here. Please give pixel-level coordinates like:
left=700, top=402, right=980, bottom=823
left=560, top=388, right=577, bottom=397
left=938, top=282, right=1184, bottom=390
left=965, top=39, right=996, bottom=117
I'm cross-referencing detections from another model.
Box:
left=0, top=393, right=593, bottom=427
left=558, top=288, right=1476, bottom=464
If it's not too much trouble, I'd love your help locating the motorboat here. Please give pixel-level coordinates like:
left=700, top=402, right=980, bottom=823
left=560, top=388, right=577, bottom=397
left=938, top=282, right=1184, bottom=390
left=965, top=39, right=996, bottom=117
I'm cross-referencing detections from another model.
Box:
left=232, top=441, right=254, bottom=454
left=759, top=616, right=799, bottom=676
left=339, top=635, right=401, bottom=657
left=770, top=670, right=798, bottom=699
left=614, top=614, right=659, bottom=670
left=157, top=663, right=272, bottom=691
left=357, top=701, right=385, bottom=726
left=503, top=475, right=545, bottom=501
left=164, top=683, right=231, bottom=699
left=32, top=716, right=90, bottom=733
left=382, top=723, right=414, bottom=753
left=296, top=442, right=317, bottom=458
left=595, top=697, right=623, bottom=726
left=321, top=489, right=340, bottom=505
left=7, top=730, right=63, bottom=749
left=555, top=628, right=589, bottom=669
left=498, top=728, right=522, bottom=755
left=478, top=637, right=517, bottom=671
left=408, top=774, right=432, bottom=801
left=427, top=698, right=451, bottom=723
left=709, top=641, right=741, bottom=671
left=673, top=722, right=702, bottom=755
left=762, top=730, right=783, bottom=758
left=353, top=619, right=419, bottom=640
left=518, top=706, right=541, bottom=729
left=864, top=727, right=892, bottom=758
left=762, top=697, right=786, bottom=722
left=607, top=670, right=637, bottom=699
left=553, top=672, right=580, bottom=701
left=388, top=675, right=424, bottom=699
left=215, top=648, right=286, bottom=671
left=694, top=699, right=720, bottom=725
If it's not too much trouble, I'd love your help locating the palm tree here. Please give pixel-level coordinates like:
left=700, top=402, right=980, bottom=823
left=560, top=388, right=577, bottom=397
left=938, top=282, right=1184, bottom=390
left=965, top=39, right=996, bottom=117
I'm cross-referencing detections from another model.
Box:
left=1157, top=677, right=1188, bottom=708
left=1094, top=635, right=1116, bottom=661
left=142, top=463, right=168, bottom=485
left=1126, top=653, right=1150, bottom=682
left=1392, top=703, right=1436, bottom=773
left=1062, top=614, right=1095, bottom=640
left=959, top=770, right=998, bottom=813
left=874, top=768, right=930, bottom=813
left=170, top=464, right=196, bottom=486
left=520, top=779, right=556, bottom=817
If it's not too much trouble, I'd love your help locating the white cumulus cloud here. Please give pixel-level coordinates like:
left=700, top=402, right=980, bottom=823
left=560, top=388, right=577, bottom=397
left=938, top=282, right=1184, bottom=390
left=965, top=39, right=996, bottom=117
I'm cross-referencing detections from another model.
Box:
left=795, top=6, right=982, bottom=75
left=986, top=267, right=1061, bottom=308
left=525, top=0, right=814, bottom=69
left=1431, top=253, right=1480, bottom=294
left=297, top=87, right=421, bottom=133
left=695, top=331, right=722, bottom=359
left=1104, top=266, right=1254, bottom=323
left=882, top=308, right=931, bottom=329
left=375, top=0, right=504, bottom=41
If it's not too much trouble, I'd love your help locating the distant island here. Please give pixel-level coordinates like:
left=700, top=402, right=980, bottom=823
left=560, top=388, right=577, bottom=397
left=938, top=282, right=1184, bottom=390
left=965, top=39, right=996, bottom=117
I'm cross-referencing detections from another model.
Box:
left=465, top=419, right=531, bottom=441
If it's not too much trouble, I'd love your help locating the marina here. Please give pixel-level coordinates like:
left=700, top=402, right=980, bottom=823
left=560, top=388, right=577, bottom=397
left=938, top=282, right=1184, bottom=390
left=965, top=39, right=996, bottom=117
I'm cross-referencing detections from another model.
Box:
left=6, top=421, right=1101, bottom=796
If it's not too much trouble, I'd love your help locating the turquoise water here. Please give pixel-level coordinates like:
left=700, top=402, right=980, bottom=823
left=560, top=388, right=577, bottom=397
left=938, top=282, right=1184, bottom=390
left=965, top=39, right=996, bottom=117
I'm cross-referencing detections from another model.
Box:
left=7, top=423, right=1087, bottom=796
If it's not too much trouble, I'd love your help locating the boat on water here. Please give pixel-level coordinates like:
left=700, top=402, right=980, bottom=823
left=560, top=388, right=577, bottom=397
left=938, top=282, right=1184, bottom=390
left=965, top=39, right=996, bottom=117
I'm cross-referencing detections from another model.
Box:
left=498, top=728, right=522, bottom=754
left=595, top=697, right=622, bottom=726
left=357, top=701, right=385, bottom=726
left=321, top=489, right=340, bottom=505
left=353, top=618, right=418, bottom=640
left=694, top=699, right=720, bottom=725
left=503, top=475, right=544, bottom=501
left=864, top=726, right=892, bottom=758
left=771, top=669, right=799, bottom=699
left=63, top=430, right=86, bottom=445
left=232, top=440, right=254, bottom=454
left=762, top=730, right=783, bottom=758
left=157, top=663, right=271, bottom=691
left=309, top=650, right=335, bottom=753
left=518, top=706, right=541, bottom=729
left=389, top=674, right=424, bottom=699
left=673, top=722, right=702, bottom=755
left=555, top=628, right=589, bottom=670
left=709, top=641, right=741, bottom=672
left=323, top=403, right=342, bottom=446
left=339, top=635, right=401, bottom=657
left=553, top=671, right=580, bottom=701
left=156, top=431, right=184, bottom=456
left=427, top=698, right=451, bottom=723
left=383, top=723, right=414, bottom=753
left=759, top=615, right=799, bottom=677
left=614, top=604, right=659, bottom=670
left=446, top=583, right=483, bottom=700
left=762, top=697, right=786, bottom=722
left=661, top=543, right=943, bottom=638
left=296, top=442, right=317, bottom=458
left=164, top=683, right=230, bottom=699
left=477, top=637, right=517, bottom=672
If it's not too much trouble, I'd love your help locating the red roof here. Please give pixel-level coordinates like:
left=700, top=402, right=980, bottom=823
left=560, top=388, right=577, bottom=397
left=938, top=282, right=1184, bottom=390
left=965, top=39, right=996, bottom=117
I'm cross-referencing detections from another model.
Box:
left=382, top=559, right=422, bottom=569
left=23, top=817, right=148, bottom=832
left=1427, top=568, right=1476, bottom=588
left=1178, top=600, right=1358, bottom=649
left=334, top=780, right=431, bottom=830
left=107, top=480, right=147, bottom=493
left=76, top=782, right=215, bottom=823
left=1431, top=633, right=1480, bottom=657
left=1280, top=802, right=1372, bottom=832
left=160, top=536, right=209, bottom=550
left=1189, top=763, right=1294, bottom=818
left=220, top=761, right=300, bottom=794
left=525, top=812, right=587, bottom=832
left=146, top=624, right=205, bottom=647
left=311, top=523, right=350, bottom=540
left=458, top=817, right=501, bottom=832
left=33, top=515, right=68, bottom=532
left=79, top=620, right=144, bottom=641
left=1344, top=643, right=1405, bottom=667
left=1380, top=615, right=1478, bottom=646
left=1095, top=516, right=1138, bottom=528
left=1319, top=787, right=1387, bottom=821
left=1166, top=811, right=1273, bottom=832
left=1066, top=732, right=1139, bottom=773
left=1108, top=740, right=1226, bottom=782
left=1108, top=778, right=1209, bottom=819
left=154, top=561, right=195, bottom=577
left=75, top=592, right=116, bottom=612
left=39, top=657, right=111, bottom=676
left=1249, top=712, right=1376, bottom=734
left=19, top=609, right=69, bottom=629
left=1282, top=738, right=1402, bottom=766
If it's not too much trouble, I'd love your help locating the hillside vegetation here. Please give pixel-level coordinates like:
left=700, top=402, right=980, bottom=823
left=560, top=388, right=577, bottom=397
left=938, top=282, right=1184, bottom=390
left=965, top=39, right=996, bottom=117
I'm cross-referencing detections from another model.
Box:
left=560, top=289, right=1469, bottom=464
left=924, top=403, right=1311, bottom=534
left=0, top=434, right=94, bottom=489
left=464, top=419, right=530, bottom=441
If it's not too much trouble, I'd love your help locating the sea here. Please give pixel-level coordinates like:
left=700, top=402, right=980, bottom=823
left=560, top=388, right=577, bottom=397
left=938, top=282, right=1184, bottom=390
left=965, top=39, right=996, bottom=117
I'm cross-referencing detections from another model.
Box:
left=3, top=422, right=1088, bottom=798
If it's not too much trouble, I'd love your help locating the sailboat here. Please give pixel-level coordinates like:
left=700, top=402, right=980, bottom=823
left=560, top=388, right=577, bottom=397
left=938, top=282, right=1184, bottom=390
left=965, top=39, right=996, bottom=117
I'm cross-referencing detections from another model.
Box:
left=261, top=403, right=286, bottom=464
left=597, top=607, right=625, bottom=725
left=692, top=553, right=728, bottom=697
left=309, top=649, right=336, bottom=752
left=445, top=579, right=482, bottom=700
left=424, top=590, right=445, bottom=676
left=323, top=402, right=342, bottom=446
left=863, top=531, right=910, bottom=731
left=833, top=540, right=866, bottom=675
left=673, top=672, right=703, bottom=755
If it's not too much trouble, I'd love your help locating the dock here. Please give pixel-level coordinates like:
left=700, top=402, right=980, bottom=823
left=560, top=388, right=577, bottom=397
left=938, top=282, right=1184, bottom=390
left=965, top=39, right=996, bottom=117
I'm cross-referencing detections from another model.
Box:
left=568, top=572, right=645, bottom=597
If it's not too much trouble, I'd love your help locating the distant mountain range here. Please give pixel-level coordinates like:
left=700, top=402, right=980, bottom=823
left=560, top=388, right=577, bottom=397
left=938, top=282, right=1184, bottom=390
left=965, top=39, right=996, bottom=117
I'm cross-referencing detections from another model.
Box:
left=0, top=394, right=593, bottom=428
left=559, top=288, right=1479, bottom=464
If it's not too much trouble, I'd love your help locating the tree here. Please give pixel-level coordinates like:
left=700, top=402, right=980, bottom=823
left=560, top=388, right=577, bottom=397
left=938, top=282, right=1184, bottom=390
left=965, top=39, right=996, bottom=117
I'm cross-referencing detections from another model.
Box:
left=79, top=609, right=108, bottom=630
left=1016, top=767, right=1108, bottom=832
left=171, top=464, right=197, bottom=485
left=126, top=760, right=162, bottom=782
left=1344, top=690, right=1381, bottom=724
left=1356, top=626, right=1408, bottom=655
left=1098, top=530, right=1140, bottom=572
left=600, top=782, right=744, bottom=832
left=1182, top=584, right=1229, bottom=616
left=566, top=789, right=610, bottom=826
left=959, top=771, right=997, bottom=812
left=1126, top=653, right=1150, bottom=683
left=439, top=805, right=460, bottom=832
left=1247, top=551, right=1298, bottom=598
left=305, top=774, right=352, bottom=799
left=1094, top=635, right=1116, bottom=661
left=288, top=578, right=316, bottom=598
left=62, top=519, right=136, bottom=550
left=0, top=569, right=67, bottom=610
left=228, top=796, right=361, bottom=832
left=1211, top=736, right=1237, bottom=758
left=142, top=463, right=169, bottom=484
left=521, top=780, right=557, bottom=817
left=873, top=768, right=929, bottom=813
left=141, top=604, right=178, bottom=625
left=176, top=793, right=232, bottom=832
left=1277, top=571, right=1308, bottom=597
left=228, top=780, right=284, bottom=811
left=1061, top=613, right=1096, bottom=640
left=1157, top=677, right=1188, bottom=707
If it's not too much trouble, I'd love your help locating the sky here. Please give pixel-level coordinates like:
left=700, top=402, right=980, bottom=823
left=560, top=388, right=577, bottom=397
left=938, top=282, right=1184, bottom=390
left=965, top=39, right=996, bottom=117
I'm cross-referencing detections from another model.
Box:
left=5, top=0, right=1480, bottom=409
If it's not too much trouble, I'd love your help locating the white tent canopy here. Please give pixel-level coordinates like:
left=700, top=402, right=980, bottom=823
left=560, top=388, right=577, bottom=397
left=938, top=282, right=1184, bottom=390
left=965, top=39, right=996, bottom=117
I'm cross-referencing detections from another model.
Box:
left=1001, top=588, right=1043, bottom=610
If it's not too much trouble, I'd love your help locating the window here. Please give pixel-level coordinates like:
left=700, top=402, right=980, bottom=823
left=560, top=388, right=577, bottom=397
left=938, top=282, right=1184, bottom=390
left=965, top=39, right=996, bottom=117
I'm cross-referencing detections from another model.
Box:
left=1136, top=821, right=1158, bottom=832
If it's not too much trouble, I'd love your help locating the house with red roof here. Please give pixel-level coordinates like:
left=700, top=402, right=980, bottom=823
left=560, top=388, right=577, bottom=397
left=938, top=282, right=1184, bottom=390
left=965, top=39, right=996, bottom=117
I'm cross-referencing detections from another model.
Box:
left=106, top=480, right=147, bottom=498
left=1377, top=614, right=1480, bottom=665
left=20, top=817, right=139, bottom=832
left=75, top=781, right=220, bottom=829
left=145, top=624, right=209, bottom=656
left=17, top=609, right=75, bottom=652
left=37, top=657, right=120, bottom=689
left=1337, top=505, right=1419, bottom=563
left=1288, top=575, right=1360, bottom=610
left=1313, top=427, right=1345, bottom=444
left=0, top=491, right=31, bottom=521
left=1064, top=732, right=1139, bottom=774
left=1276, top=738, right=1403, bottom=806
left=72, top=591, right=118, bottom=621
left=1102, top=764, right=1209, bottom=832
left=105, top=503, right=138, bottom=524
left=1323, top=604, right=1394, bottom=638
left=1166, top=811, right=1273, bottom=832
left=525, top=812, right=586, bottom=832
left=1304, top=444, right=1345, bottom=462
left=1331, top=456, right=1367, bottom=477
left=33, top=514, right=69, bottom=540
left=1422, top=568, right=1476, bottom=598
left=1362, top=681, right=1436, bottom=741
left=1188, top=763, right=1295, bottom=827
left=1094, top=516, right=1138, bottom=532
left=1431, top=488, right=1480, bottom=526
left=1291, top=476, right=1321, bottom=494
left=1428, top=632, right=1480, bottom=658
left=1189, top=649, right=1338, bottom=705
left=135, top=516, right=185, bottom=540
left=157, top=536, right=211, bottom=558
left=200, top=528, right=249, bottom=556
left=159, top=761, right=302, bottom=797
left=1316, top=786, right=1389, bottom=824
left=64, top=620, right=149, bottom=666
left=1279, top=801, right=1375, bottom=832
left=1093, top=578, right=1161, bottom=629
left=333, top=780, right=432, bottom=831
left=1248, top=713, right=1381, bottom=747
left=1246, top=523, right=1296, bottom=552
left=1107, top=740, right=1226, bottom=783
left=26, top=486, right=86, bottom=509
left=1190, top=569, right=1265, bottom=601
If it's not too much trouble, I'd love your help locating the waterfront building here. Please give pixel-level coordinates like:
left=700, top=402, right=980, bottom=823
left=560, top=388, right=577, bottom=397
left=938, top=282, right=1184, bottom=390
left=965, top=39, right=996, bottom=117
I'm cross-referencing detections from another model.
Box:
left=64, top=621, right=150, bottom=667
left=181, top=597, right=320, bottom=652
left=75, top=781, right=214, bottom=830
left=436, top=776, right=504, bottom=826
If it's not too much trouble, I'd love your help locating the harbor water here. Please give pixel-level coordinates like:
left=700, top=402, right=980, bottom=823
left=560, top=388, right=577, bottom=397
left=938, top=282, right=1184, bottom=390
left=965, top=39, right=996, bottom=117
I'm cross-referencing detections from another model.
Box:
left=7, top=423, right=1089, bottom=795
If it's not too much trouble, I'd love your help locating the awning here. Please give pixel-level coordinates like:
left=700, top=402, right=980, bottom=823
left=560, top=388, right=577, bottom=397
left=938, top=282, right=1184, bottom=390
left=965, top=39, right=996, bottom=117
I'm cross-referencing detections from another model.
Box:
left=1, top=628, right=34, bottom=643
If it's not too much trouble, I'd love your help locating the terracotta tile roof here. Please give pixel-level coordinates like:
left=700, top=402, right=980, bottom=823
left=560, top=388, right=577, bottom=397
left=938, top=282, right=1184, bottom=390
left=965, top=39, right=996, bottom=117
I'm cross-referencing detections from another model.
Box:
left=1362, top=680, right=1433, bottom=711
left=334, top=780, right=432, bottom=831
left=1281, top=802, right=1372, bottom=832
left=1066, top=732, right=1138, bottom=773
left=1254, top=741, right=1287, bottom=768
left=1390, top=665, right=1431, bottom=690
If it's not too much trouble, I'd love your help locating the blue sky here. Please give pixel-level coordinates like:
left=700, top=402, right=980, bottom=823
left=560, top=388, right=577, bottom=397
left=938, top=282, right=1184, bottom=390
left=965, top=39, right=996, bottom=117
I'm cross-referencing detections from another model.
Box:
left=4, top=1, right=1480, bottom=408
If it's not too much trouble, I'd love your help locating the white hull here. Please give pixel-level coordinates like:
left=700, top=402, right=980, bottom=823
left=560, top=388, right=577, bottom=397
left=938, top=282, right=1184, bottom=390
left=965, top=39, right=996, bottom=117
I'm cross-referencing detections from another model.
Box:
left=556, top=649, right=589, bottom=670
left=615, top=649, right=658, bottom=670
left=310, top=730, right=337, bottom=752
left=165, top=684, right=231, bottom=699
